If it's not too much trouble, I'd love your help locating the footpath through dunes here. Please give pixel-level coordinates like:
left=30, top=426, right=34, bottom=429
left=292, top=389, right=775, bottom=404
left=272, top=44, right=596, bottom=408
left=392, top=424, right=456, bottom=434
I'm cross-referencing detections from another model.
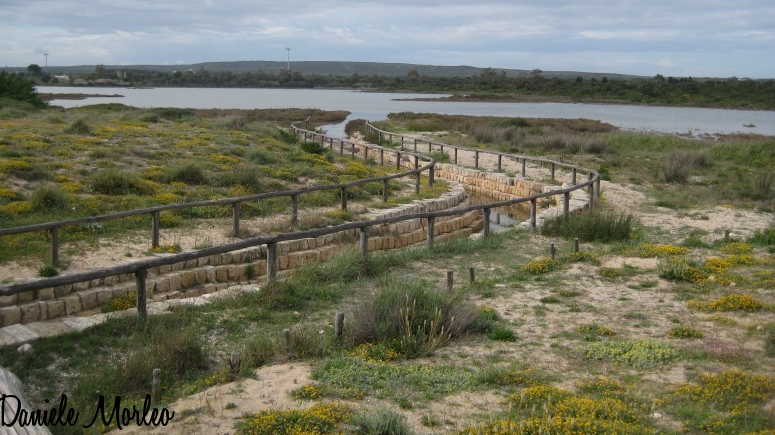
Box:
left=0, top=120, right=598, bottom=344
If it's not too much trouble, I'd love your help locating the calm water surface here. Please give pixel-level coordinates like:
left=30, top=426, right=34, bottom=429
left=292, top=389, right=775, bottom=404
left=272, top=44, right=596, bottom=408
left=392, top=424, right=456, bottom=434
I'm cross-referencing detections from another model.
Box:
left=41, top=86, right=775, bottom=138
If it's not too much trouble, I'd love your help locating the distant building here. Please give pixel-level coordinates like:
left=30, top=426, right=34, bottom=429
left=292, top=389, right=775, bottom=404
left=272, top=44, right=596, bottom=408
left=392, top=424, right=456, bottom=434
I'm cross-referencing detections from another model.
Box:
left=54, top=75, right=70, bottom=83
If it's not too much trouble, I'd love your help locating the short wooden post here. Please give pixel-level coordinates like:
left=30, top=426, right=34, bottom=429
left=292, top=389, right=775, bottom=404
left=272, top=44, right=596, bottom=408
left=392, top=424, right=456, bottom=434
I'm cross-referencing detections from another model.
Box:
left=429, top=164, right=435, bottom=187
left=267, top=243, right=277, bottom=282
left=413, top=139, right=417, bottom=152
left=378, top=131, right=382, bottom=143
left=329, top=137, right=334, bottom=150
left=396, top=152, right=401, bottom=169
left=724, top=230, right=730, bottom=242
left=151, top=368, right=161, bottom=403
left=50, top=227, right=59, bottom=268
left=427, top=216, right=435, bottom=247
left=351, top=143, right=356, bottom=158
left=320, top=134, right=325, bottom=146
left=595, top=178, right=601, bottom=202
left=439, top=144, right=444, bottom=155
left=360, top=227, right=369, bottom=255
left=497, top=154, right=502, bottom=172
left=383, top=179, right=389, bottom=203
left=574, top=238, right=580, bottom=253
left=454, top=148, right=458, bottom=164
left=475, top=151, right=479, bottom=169
left=230, top=352, right=241, bottom=375
left=364, top=147, right=369, bottom=160
left=550, top=244, right=556, bottom=260
left=414, top=155, right=419, bottom=170
left=334, top=312, right=345, bottom=342
left=136, top=268, right=148, bottom=326
left=388, top=133, right=392, bottom=145
left=428, top=141, right=432, bottom=153
left=521, top=159, right=526, bottom=176
left=380, top=149, right=384, bottom=165
left=232, top=202, right=241, bottom=237
left=400, top=136, right=404, bottom=150
left=572, top=168, right=577, bottom=185
left=291, top=194, right=298, bottom=226
left=446, top=270, right=454, bottom=291
left=469, top=266, right=475, bottom=284
left=415, top=172, right=421, bottom=195
left=339, top=141, right=344, bottom=155
left=341, top=187, right=348, bottom=211
left=563, top=192, right=570, bottom=219
left=551, top=163, right=556, bottom=180
left=530, top=198, right=537, bottom=230
left=483, top=208, right=491, bottom=236
left=283, top=328, right=291, bottom=352
left=151, top=211, right=160, bottom=248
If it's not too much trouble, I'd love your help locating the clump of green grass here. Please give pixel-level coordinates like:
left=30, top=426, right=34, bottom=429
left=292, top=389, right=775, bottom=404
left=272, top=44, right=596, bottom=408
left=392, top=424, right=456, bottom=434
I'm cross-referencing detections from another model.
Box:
left=163, top=163, right=208, bottom=185
left=352, top=407, right=414, bottom=435
left=91, top=169, right=155, bottom=195
left=30, top=185, right=69, bottom=212
left=488, top=326, right=517, bottom=342
left=540, top=209, right=635, bottom=242
left=37, top=264, right=58, bottom=277
left=579, top=338, right=679, bottom=369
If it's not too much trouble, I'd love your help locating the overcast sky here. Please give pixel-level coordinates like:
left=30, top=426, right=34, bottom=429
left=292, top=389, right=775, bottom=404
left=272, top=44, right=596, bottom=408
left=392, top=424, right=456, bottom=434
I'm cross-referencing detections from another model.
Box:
left=3, top=0, right=774, bottom=78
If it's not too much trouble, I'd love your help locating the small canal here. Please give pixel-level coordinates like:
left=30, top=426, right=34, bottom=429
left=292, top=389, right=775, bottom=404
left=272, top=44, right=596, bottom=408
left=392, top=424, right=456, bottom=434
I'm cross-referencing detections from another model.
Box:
left=466, top=189, right=531, bottom=232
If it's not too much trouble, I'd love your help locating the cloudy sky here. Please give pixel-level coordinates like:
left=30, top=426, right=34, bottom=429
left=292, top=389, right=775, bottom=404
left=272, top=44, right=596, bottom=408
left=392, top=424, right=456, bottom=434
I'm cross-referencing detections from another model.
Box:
left=3, top=0, right=774, bottom=78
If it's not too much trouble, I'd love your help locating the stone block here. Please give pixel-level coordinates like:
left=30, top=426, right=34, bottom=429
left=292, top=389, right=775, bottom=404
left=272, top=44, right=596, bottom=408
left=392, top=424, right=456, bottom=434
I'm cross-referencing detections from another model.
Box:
left=96, top=289, right=114, bottom=305
left=19, top=303, right=41, bottom=324
left=53, top=285, right=72, bottom=298
left=204, top=266, right=217, bottom=283
left=63, top=295, right=82, bottom=315
left=16, top=291, right=34, bottom=304
left=180, top=270, right=196, bottom=288
left=0, top=294, right=17, bottom=307
left=36, top=288, right=55, bottom=301
left=194, top=269, right=207, bottom=286
left=216, top=266, right=229, bottom=282
left=78, top=289, right=100, bottom=310
left=168, top=273, right=182, bottom=291
left=46, top=300, right=66, bottom=319
left=0, top=306, right=21, bottom=327
left=154, top=277, right=171, bottom=294
left=202, top=283, right=218, bottom=294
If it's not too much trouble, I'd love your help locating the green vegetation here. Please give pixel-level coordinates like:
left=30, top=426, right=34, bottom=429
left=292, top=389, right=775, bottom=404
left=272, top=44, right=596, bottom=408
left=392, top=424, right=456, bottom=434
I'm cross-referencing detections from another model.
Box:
left=0, top=71, right=47, bottom=108
left=540, top=209, right=636, bottom=242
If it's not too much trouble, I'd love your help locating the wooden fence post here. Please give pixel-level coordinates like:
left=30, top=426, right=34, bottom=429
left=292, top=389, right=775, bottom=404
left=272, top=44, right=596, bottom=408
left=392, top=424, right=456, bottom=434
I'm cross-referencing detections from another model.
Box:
left=334, top=312, right=345, bottom=342
left=414, top=139, right=417, bottom=152
left=530, top=199, right=537, bottom=231
left=360, top=227, right=369, bottom=255
left=51, top=227, right=59, bottom=268
left=291, top=194, right=298, bottom=226
left=550, top=244, right=556, bottom=260
left=267, top=243, right=277, bottom=282
left=151, top=368, right=161, bottom=403
left=383, top=179, right=389, bottom=203
left=339, top=141, right=344, bottom=155
left=574, top=238, right=580, bottom=253
left=396, top=152, right=401, bottom=170
left=454, top=148, right=458, bottom=164
left=341, top=187, right=348, bottom=211
left=380, top=149, right=384, bottom=166
left=230, top=352, right=241, bottom=374
left=498, top=155, right=502, bottom=172
left=475, top=151, right=479, bottom=169
left=427, top=217, right=435, bottom=248
left=551, top=163, right=556, bottom=180
left=414, top=155, right=419, bottom=170
left=415, top=172, right=421, bottom=195
left=521, top=159, right=526, bottom=176
left=572, top=168, right=577, bottom=185
left=136, top=268, right=147, bottom=326
left=483, top=208, right=492, bottom=236
left=446, top=270, right=454, bottom=292
left=429, top=164, right=435, bottom=187
left=563, top=192, right=570, bottom=219
left=232, top=202, right=242, bottom=237
left=283, top=328, right=291, bottom=352
left=151, top=211, right=160, bottom=248
left=469, top=266, right=475, bottom=284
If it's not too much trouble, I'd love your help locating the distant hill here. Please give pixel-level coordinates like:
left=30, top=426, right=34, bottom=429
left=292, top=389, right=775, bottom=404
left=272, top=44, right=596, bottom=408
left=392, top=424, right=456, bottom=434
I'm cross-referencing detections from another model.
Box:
left=3, top=60, right=644, bottom=80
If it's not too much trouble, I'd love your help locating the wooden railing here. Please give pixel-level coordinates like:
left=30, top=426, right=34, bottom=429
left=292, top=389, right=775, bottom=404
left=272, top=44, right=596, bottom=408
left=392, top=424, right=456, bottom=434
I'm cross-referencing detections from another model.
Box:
left=0, top=120, right=599, bottom=326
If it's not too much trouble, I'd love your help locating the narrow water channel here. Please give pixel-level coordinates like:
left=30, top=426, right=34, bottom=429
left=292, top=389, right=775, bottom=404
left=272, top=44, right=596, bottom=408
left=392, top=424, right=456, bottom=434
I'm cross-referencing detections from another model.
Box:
left=466, top=189, right=531, bottom=232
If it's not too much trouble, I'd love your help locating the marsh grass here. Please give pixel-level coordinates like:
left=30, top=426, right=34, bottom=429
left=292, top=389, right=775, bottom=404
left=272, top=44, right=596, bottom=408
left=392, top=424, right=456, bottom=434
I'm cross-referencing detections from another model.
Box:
left=540, top=209, right=636, bottom=242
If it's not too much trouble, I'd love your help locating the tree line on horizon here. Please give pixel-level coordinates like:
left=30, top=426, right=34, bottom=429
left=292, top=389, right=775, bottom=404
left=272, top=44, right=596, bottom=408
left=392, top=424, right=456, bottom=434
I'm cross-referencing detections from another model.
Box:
left=11, top=64, right=775, bottom=110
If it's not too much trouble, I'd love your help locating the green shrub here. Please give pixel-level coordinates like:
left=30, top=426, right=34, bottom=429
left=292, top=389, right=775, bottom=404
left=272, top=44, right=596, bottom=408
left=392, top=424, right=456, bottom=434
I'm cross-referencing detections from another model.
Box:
left=580, top=338, right=679, bottom=369
left=345, top=278, right=478, bottom=358
left=91, top=170, right=154, bottom=195
left=64, top=118, right=91, bottom=134
left=749, top=225, right=775, bottom=246
left=164, top=163, right=208, bottom=185
left=540, top=210, right=635, bottom=242
left=217, top=166, right=265, bottom=193
left=667, top=326, right=704, bottom=339
left=488, top=327, right=517, bottom=342
left=37, top=264, right=58, bottom=277
left=352, top=407, right=414, bottom=435
left=30, top=185, right=69, bottom=211
left=300, top=141, right=327, bottom=154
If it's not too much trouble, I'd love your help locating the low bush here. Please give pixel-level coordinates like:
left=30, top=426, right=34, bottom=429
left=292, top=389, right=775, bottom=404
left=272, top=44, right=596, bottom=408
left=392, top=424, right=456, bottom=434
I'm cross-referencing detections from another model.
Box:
left=667, top=326, right=704, bottom=339
left=163, top=163, right=208, bottom=185
left=91, top=169, right=154, bottom=195
left=580, top=338, right=679, bottom=369
left=235, top=402, right=352, bottom=435
left=352, top=407, right=414, bottom=435
left=30, top=185, right=69, bottom=212
left=540, top=210, right=635, bottom=242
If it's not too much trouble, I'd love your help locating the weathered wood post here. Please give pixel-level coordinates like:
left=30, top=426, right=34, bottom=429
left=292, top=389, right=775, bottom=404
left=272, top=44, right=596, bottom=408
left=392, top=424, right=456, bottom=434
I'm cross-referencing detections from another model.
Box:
left=341, top=187, right=348, bottom=211
left=414, top=139, right=417, bottom=152
left=329, top=137, right=334, bottom=150
left=230, top=352, right=241, bottom=375
left=588, top=173, right=595, bottom=210
left=414, top=155, right=419, bottom=170
left=483, top=208, right=491, bottom=236
left=522, top=159, right=527, bottom=176
left=383, top=179, right=389, bottom=203
left=51, top=227, right=59, bottom=268
left=351, top=143, right=356, bottom=158
left=339, top=141, right=344, bottom=155
left=429, top=164, right=435, bottom=187
left=151, top=211, right=160, bottom=248
left=469, top=266, right=476, bottom=284
left=595, top=177, right=601, bottom=203
left=530, top=198, right=537, bottom=231
left=428, top=141, right=432, bottom=153
left=446, top=270, right=454, bottom=292
left=396, top=152, right=401, bottom=169
left=439, top=144, right=444, bottom=155
left=724, top=230, right=730, bottom=242
left=360, top=227, right=369, bottom=255
left=232, top=202, right=241, bottom=237
left=551, top=163, right=556, bottom=180
left=475, top=151, right=479, bottom=169
left=498, top=154, right=502, bottom=172
left=334, top=312, right=345, bottom=342
left=415, top=172, right=421, bottom=195
left=572, top=168, right=577, bottom=185
left=151, top=368, right=161, bottom=402
left=283, top=328, right=291, bottom=352
left=267, top=243, right=278, bottom=283
left=380, top=149, right=384, bottom=165
left=574, top=238, right=580, bottom=253
left=550, top=243, right=556, bottom=260
left=427, top=217, right=435, bottom=247
left=291, top=194, right=298, bottom=226
left=454, top=148, right=458, bottom=164
left=563, top=192, right=570, bottom=219
left=136, top=268, right=148, bottom=326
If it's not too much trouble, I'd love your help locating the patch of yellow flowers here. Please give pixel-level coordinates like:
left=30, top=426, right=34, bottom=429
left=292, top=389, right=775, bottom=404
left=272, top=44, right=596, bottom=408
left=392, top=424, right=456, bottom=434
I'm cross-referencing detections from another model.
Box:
left=236, top=402, right=351, bottom=435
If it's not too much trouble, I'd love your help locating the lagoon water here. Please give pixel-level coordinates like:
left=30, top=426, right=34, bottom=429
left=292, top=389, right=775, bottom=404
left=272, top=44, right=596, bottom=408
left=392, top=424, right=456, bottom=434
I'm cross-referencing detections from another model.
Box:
left=41, top=86, right=775, bottom=138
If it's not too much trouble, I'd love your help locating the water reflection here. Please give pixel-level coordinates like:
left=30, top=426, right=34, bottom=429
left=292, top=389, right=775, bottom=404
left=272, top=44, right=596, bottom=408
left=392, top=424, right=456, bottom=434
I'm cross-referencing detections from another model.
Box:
left=466, top=189, right=531, bottom=232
